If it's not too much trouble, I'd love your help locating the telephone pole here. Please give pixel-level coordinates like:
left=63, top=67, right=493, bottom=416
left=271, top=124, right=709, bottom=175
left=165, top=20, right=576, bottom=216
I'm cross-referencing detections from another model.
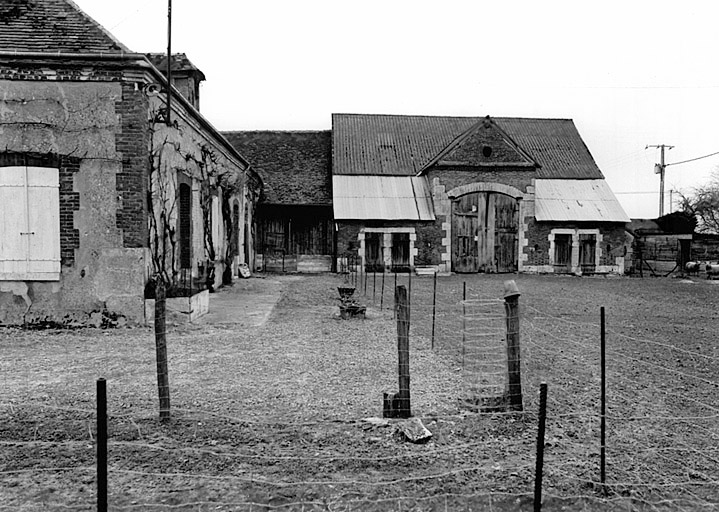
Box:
left=646, top=144, right=674, bottom=217
left=166, top=0, right=172, bottom=125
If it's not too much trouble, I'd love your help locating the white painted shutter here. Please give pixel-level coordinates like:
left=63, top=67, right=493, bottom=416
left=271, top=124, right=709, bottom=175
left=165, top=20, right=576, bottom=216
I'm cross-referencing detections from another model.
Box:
left=0, top=167, right=27, bottom=277
left=0, top=166, right=60, bottom=280
left=212, top=195, right=222, bottom=259
left=27, top=167, right=61, bottom=278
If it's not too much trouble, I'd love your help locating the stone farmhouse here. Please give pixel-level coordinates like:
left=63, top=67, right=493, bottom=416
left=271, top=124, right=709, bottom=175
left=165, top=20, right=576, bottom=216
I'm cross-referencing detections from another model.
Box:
left=0, top=0, right=261, bottom=326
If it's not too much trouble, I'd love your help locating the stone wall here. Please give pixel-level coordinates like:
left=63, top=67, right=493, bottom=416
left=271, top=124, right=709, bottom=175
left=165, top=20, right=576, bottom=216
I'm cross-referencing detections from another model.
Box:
left=0, top=78, right=147, bottom=325
left=148, top=95, right=250, bottom=291
left=522, top=221, right=631, bottom=275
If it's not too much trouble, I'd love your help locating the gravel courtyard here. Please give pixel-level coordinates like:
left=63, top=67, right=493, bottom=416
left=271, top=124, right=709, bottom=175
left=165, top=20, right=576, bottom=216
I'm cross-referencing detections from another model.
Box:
left=2, top=273, right=718, bottom=511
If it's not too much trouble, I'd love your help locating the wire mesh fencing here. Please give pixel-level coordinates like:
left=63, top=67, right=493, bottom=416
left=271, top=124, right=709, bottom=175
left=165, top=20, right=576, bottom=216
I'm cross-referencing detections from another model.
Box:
left=355, top=270, right=719, bottom=510
left=2, top=272, right=719, bottom=510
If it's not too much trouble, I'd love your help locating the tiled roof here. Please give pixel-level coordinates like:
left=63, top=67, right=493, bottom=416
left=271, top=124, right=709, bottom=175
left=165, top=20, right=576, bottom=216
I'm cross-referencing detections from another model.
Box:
left=223, top=131, right=332, bottom=205
left=332, top=113, right=605, bottom=180
left=146, top=53, right=206, bottom=81
left=0, top=0, right=130, bottom=53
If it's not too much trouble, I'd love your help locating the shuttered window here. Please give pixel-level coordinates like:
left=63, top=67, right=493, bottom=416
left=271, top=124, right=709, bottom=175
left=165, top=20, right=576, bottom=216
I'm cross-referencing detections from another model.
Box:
left=0, top=166, right=60, bottom=280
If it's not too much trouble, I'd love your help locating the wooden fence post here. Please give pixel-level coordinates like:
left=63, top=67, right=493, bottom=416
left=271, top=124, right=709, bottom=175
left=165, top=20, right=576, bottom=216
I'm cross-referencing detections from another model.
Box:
left=534, top=382, right=548, bottom=512
left=154, top=280, right=171, bottom=421
left=383, top=285, right=411, bottom=418
left=504, top=280, right=523, bottom=411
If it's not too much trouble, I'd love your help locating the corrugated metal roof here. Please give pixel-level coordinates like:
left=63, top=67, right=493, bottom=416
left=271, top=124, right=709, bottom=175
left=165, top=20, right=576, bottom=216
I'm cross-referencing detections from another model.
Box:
left=332, top=176, right=435, bottom=221
left=332, top=114, right=604, bottom=180
left=494, top=118, right=604, bottom=179
left=534, top=180, right=630, bottom=222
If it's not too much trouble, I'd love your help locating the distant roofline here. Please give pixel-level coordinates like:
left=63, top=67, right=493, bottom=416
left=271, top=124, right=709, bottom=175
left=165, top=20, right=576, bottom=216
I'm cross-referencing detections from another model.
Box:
left=332, top=112, right=576, bottom=122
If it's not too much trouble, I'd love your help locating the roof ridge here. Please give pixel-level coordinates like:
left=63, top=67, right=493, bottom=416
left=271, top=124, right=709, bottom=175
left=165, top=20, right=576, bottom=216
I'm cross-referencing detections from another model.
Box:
left=332, top=113, right=577, bottom=122
left=222, top=130, right=331, bottom=134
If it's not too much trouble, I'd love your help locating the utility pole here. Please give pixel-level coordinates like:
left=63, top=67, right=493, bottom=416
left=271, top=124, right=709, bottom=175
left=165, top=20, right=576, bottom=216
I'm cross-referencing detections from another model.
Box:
left=646, top=144, right=674, bottom=217
left=166, top=0, right=172, bottom=125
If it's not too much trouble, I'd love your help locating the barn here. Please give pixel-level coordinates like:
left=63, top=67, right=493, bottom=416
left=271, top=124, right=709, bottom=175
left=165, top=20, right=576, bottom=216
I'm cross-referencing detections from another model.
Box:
left=332, top=114, right=631, bottom=275
left=224, top=131, right=334, bottom=272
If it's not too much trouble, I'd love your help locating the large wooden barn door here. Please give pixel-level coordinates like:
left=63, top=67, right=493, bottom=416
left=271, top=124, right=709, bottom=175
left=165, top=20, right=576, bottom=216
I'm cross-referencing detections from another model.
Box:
left=494, top=194, right=518, bottom=273
left=453, top=192, right=518, bottom=273
left=453, top=194, right=480, bottom=272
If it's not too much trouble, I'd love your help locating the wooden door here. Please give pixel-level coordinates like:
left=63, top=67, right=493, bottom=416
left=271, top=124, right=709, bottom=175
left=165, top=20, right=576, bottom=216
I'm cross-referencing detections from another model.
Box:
left=365, top=232, right=384, bottom=272
left=579, top=234, right=596, bottom=274
left=452, top=194, right=480, bottom=273
left=554, top=234, right=572, bottom=273
left=494, top=194, right=518, bottom=273
left=453, top=192, right=518, bottom=273
left=178, top=183, right=192, bottom=269
left=391, top=232, right=410, bottom=272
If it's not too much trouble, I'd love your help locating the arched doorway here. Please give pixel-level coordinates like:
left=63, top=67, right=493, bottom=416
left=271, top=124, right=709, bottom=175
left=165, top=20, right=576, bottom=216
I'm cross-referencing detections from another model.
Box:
left=452, top=192, right=518, bottom=273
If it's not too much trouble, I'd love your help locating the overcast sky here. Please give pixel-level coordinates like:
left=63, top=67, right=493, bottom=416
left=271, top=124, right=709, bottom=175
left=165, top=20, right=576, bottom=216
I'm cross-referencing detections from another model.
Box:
left=73, top=0, right=719, bottom=219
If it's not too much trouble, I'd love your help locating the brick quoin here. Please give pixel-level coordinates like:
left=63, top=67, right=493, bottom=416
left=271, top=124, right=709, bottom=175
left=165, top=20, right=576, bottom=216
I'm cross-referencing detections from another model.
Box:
left=114, top=82, right=149, bottom=248
left=59, top=156, right=81, bottom=266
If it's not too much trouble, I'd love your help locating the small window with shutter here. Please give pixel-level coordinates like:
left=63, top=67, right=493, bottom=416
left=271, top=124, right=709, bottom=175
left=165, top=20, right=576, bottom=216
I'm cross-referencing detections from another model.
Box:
left=0, top=166, right=60, bottom=280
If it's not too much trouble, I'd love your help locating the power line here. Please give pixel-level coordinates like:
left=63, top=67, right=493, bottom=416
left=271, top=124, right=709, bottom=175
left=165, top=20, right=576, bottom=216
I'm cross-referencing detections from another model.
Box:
left=666, top=150, right=719, bottom=167
left=613, top=191, right=659, bottom=195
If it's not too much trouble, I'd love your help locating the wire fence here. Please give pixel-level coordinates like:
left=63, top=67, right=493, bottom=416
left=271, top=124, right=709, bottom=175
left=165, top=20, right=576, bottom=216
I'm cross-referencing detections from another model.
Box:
left=2, top=270, right=719, bottom=510
left=352, top=268, right=719, bottom=510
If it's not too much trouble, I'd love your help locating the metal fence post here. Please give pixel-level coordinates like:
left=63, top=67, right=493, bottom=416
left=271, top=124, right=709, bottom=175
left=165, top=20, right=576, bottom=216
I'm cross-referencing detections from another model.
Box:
left=97, top=378, right=107, bottom=512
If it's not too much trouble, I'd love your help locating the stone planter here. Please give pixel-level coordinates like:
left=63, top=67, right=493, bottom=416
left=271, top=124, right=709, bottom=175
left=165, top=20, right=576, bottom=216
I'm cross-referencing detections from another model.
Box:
left=144, top=289, right=210, bottom=325
left=339, top=303, right=366, bottom=320
left=337, top=287, right=356, bottom=299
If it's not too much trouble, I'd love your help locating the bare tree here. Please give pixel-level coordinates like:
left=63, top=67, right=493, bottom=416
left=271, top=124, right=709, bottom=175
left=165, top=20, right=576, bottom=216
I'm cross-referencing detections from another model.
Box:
left=678, top=168, right=719, bottom=234
left=147, top=121, right=177, bottom=422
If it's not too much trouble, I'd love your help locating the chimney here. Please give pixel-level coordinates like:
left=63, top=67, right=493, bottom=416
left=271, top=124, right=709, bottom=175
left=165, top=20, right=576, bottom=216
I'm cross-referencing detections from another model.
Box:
left=146, top=53, right=205, bottom=111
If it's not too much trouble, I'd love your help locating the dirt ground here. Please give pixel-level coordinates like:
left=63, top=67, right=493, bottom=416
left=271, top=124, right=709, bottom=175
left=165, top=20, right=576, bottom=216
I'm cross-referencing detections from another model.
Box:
left=1, top=272, right=718, bottom=511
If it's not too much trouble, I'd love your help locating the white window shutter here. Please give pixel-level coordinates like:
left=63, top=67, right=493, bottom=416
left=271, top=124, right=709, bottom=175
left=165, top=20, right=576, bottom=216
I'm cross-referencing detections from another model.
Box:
left=26, top=167, right=60, bottom=278
left=0, top=167, right=28, bottom=277
left=0, top=166, right=60, bottom=280
left=212, top=195, right=222, bottom=258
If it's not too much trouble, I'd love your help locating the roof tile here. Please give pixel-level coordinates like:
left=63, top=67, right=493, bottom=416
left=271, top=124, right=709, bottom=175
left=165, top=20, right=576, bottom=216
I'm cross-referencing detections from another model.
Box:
left=223, top=131, right=332, bottom=205
left=0, top=0, right=129, bottom=54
